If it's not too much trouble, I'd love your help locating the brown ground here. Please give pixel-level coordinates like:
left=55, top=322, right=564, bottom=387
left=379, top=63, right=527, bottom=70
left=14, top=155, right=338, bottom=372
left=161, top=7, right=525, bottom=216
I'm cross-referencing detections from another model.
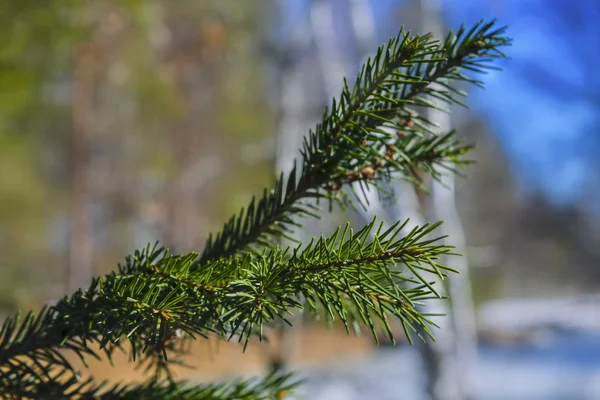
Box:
left=73, top=324, right=380, bottom=384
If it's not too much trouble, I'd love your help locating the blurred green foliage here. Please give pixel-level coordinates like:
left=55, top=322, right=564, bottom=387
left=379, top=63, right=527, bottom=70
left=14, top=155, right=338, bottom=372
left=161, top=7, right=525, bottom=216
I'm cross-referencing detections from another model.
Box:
left=0, top=0, right=274, bottom=311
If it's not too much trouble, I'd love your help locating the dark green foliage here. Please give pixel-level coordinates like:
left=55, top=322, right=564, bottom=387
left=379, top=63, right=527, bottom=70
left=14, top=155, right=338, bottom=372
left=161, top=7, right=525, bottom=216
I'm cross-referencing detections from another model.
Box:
left=0, top=367, right=297, bottom=400
left=200, top=20, right=508, bottom=261
left=0, top=20, right=509, bottom=399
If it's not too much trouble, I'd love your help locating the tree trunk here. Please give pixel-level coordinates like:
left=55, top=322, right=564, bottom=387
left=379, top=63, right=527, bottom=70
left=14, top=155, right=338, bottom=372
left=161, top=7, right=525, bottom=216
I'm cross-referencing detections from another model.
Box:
left=267, top=0, right=322, bottom=371
left=68, top=43, right=97, bottom=292
left=421, top=1, right=478, bottom=398
left=347, top=1, right=469, bottom=399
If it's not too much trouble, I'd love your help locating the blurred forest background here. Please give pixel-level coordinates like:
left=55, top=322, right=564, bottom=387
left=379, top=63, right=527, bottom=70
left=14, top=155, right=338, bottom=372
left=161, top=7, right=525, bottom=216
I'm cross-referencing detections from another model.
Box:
left=1, top=0, right=600, bottom=394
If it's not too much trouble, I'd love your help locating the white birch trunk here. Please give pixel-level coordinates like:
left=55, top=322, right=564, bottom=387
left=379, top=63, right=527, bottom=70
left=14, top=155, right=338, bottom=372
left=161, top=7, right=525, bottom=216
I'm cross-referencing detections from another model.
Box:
left=347, top=1, right=467, bottom=399
left=420, top=1, right=478, bottom=398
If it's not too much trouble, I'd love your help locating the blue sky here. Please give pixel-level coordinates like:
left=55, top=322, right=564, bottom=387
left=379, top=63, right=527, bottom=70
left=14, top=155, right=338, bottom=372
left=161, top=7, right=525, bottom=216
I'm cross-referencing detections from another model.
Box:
left=280, top=0, right=600, bottom=205
left=439, top=0, right=600, bottom=205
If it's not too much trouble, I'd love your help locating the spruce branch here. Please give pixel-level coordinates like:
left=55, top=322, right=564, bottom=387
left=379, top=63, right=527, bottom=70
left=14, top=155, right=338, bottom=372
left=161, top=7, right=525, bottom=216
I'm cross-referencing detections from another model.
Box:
left=90, top=372, right=298, bottom=400
left=0, top=20, right=510, bottom=398
left=0, top=364, right=297, bottom=400
left=0, top=218, right=455, bottom=381
left=200, top=20, right=510, bottom=262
